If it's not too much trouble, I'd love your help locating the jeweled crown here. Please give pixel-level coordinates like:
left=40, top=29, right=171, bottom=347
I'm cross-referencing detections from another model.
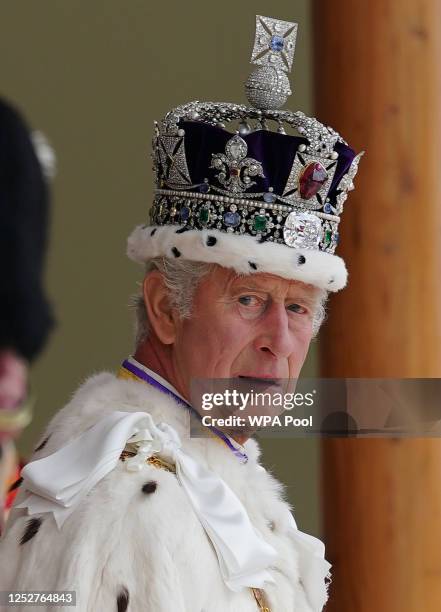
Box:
left=149, top=15, right=363, bottom=254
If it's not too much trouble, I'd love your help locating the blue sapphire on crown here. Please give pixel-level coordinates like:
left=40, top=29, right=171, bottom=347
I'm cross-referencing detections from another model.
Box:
left=270, top=35, right=284, bottom=52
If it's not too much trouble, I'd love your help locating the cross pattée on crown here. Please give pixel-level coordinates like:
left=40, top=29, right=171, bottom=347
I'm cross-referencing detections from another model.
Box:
left=250, top=15, right=298, bottom=73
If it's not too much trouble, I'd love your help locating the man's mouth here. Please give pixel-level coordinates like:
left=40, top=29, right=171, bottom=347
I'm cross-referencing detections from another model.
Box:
left=237, top=375, right=279, bottom=386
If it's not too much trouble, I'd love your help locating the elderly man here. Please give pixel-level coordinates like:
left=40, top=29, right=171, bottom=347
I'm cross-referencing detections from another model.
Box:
left=0, top=16, right=362, bottom=612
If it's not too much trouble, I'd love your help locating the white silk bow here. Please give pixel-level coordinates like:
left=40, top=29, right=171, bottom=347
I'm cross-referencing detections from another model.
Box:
left=16, top=411, right=277, bottom=592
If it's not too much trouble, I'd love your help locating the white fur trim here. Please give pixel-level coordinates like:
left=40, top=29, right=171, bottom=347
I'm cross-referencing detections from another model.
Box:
left=127, top=224, right=347, bottom=291
left=1, top=373, right=323, bottom=611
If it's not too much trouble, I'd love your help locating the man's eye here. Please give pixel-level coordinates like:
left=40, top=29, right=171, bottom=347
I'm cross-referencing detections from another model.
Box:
left=287, top=303, right=307, bottom=314
left=238, top=295, right=260, bottom=307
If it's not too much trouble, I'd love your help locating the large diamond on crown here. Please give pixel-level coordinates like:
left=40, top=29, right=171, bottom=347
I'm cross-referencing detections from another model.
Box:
left=283, top=211, right=323, bottom=249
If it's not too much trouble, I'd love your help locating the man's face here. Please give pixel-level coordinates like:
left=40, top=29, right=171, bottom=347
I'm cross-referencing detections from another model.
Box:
left=171, top=266, right=321, bottom=400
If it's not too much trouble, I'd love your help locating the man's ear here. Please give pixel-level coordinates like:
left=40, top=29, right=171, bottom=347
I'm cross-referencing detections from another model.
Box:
left=143, top=270, right=177, bottom=345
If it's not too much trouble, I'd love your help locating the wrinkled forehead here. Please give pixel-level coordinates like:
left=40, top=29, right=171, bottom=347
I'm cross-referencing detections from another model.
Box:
left=204, top=265, right=323, bottom=301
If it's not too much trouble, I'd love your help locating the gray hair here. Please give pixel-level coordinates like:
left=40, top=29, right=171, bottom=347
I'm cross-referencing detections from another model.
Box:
left=131, top=257, right=328, bottom=345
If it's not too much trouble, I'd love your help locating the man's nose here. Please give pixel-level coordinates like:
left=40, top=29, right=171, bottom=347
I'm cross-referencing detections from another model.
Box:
left=254, top=302, right=293, bottom=359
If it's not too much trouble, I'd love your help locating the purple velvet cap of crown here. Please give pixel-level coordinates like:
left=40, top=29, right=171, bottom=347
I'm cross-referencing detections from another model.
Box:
left=176, top=120, right=356, bottom=205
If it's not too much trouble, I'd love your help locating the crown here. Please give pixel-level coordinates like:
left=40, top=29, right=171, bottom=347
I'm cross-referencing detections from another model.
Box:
left=128, top=16, right=363, bottom=292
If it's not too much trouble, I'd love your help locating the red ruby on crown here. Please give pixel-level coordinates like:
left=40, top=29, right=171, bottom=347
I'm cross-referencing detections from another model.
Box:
left=298, top=162, right=328, bottom=200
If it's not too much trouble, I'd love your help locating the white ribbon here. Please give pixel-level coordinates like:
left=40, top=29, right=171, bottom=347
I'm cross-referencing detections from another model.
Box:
left=16, top=411, right=277, bottom=592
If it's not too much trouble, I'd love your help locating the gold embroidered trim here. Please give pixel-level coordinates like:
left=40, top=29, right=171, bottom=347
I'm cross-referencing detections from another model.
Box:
left=119, top=450, right=176, bottom=474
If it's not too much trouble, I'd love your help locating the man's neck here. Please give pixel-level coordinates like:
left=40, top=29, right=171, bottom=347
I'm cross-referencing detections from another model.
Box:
left=132, top=340, right=250, bottom=447
left=134, top=338, right=186, bottom=399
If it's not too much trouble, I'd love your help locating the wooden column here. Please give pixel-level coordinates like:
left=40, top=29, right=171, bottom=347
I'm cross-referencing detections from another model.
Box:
left=313, top=2, right=441, bottom=611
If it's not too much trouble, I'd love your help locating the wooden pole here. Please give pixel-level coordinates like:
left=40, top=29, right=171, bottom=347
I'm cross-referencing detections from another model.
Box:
left=313, top=1, right=441, bottom=610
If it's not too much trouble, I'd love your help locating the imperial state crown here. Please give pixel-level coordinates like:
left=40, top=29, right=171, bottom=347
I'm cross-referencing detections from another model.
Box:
left=128, top=15, right=363, bottom=291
